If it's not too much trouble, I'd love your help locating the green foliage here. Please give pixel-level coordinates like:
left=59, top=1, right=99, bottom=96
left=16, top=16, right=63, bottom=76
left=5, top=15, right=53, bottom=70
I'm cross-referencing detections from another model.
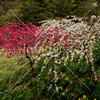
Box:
left=0, top=0, right=100, bottom=25
left=93, top=39, right=100, bottom=67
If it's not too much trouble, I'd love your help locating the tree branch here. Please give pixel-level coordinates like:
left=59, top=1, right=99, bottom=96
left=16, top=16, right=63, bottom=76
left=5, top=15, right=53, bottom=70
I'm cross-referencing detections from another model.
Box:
left=25, top=45, right=34, bottom=73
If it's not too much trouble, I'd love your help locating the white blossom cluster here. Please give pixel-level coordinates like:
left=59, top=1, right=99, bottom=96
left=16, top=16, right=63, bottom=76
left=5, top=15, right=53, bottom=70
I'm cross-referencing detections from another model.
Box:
left=38, top=16, right=100, bottom=62
left=32, top=15, right=100, bottom=92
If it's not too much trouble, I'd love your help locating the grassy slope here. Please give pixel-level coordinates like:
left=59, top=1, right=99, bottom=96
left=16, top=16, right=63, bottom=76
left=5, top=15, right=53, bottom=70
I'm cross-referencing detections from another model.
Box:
left=0, top=50, right=32, bottom=99
left=0, top=45, right=100, bottom=100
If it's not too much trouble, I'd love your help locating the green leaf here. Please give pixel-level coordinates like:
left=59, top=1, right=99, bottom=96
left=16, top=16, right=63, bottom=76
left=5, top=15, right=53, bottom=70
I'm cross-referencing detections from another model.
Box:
left=72, top=0, right=75, bottom=3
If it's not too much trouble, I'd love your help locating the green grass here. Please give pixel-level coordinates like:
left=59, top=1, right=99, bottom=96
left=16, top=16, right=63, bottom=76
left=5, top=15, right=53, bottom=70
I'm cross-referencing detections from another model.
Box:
left=0, top=51, right=32, bottom=100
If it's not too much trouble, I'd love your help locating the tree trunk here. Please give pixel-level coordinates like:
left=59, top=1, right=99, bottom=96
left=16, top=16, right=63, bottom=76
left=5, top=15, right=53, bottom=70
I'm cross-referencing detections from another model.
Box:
left=25, top=46, right=34, bottom=75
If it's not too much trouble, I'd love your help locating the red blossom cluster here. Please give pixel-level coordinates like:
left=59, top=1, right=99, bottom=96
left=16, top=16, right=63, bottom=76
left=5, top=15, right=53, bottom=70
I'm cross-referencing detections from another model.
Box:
left=0, top=22, right=78, bottom=58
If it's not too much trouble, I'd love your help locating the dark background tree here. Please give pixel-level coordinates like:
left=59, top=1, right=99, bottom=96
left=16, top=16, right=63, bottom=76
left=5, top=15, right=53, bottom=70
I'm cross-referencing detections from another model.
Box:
left=0, top=0, right=99, bottom=26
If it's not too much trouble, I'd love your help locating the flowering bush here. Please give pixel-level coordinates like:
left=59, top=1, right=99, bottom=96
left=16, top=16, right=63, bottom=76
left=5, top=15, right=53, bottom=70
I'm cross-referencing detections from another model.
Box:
left=0, top=17, right=100, bottom=99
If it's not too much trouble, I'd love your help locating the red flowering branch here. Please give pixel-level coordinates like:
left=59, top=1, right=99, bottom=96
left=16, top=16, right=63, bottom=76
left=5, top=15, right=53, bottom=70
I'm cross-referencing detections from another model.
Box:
left=0, top=21, right=78, bottom=75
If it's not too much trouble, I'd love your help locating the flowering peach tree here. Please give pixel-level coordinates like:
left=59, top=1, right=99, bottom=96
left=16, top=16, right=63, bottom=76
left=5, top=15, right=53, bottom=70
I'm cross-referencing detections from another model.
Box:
left=0, top=21, right=78, bottom=74
left=0, top=18, right=100, bottom=99
left=0, top=18, right=100, bottom=93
